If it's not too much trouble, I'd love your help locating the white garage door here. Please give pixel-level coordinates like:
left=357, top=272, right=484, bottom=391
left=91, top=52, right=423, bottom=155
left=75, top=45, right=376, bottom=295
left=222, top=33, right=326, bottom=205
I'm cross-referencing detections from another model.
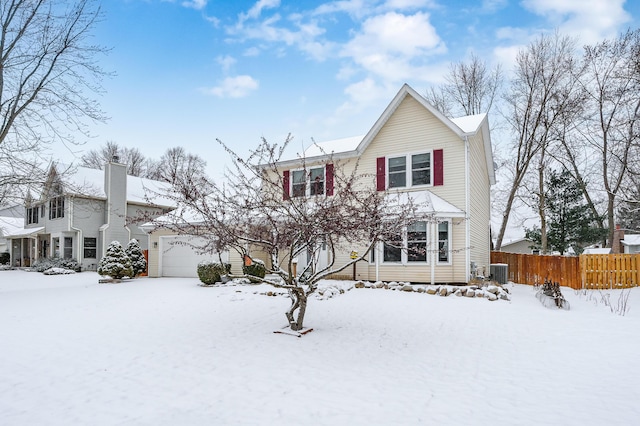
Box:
left=160, top=236, right=228, bottom=277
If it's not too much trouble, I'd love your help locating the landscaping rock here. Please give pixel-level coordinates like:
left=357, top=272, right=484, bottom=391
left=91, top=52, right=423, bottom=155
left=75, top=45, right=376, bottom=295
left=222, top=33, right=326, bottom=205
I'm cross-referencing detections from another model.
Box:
left=401, top=284, right=414, bottom=292
left=354, top=281, right=365, bottom=289
left=426, top=287, right=438, bottom=295
left=439, top=287, right=449, bottom=296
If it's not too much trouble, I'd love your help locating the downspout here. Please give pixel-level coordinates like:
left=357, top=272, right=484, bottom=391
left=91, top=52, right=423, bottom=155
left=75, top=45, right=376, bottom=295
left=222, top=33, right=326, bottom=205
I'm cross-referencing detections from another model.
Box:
left=464, top=136, right=471, bottom=282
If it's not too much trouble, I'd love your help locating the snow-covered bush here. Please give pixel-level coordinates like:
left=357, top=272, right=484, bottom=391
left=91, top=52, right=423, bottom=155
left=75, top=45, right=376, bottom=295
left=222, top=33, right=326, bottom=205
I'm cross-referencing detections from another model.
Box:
left=243, top=258, right=266, bottom=282
left=43, top=267, right=76, bottom=275
left=125, top=239, right=147, bottom=277
left=197, top=261, right=230, bottom=285
left=32, top=257, right=81, bottom=273
left=98, top=241, right=133, bottom=279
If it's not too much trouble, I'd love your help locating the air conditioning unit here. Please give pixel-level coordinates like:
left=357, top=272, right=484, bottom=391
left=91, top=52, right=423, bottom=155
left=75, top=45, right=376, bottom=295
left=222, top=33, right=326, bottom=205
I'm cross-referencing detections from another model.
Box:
left=490, top=263, right=508, bottom=284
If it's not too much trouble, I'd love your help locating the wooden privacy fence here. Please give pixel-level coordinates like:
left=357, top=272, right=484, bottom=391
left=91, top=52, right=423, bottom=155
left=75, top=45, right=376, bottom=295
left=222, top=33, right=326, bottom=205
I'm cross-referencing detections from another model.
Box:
left=490, top=252, right=640, bottom=290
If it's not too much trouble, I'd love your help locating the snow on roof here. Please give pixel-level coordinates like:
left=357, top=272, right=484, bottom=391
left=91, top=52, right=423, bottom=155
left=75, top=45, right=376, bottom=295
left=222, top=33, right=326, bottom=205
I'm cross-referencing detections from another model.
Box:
left=53, top=164, right=174, bottom=207
left=5, top=225, right=44, bottom=238
left=388, top=190, right=465, bottom=218
left=622, top=235, right=640, bottom=246
left=583, top=247, right=611, bottom=254
left=450, top=113, right=487, bottom=133
left=0, top=216, right=25, bottom=237
left=302, top=135, right=364, bottom=158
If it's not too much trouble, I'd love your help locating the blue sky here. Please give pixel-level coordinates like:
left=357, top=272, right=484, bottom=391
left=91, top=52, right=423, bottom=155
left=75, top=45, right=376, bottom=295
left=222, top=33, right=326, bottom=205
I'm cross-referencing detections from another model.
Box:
left=66, top=0, right=640, bottom=175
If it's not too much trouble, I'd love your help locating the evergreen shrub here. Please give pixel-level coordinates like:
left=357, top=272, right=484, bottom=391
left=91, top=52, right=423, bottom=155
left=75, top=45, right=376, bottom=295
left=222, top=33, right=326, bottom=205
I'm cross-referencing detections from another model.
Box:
left=197, top=261, right=230, bottom=285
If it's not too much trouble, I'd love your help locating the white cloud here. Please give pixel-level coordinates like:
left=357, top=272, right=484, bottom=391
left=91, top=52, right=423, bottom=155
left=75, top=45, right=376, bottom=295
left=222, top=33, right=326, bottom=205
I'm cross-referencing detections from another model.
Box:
left=239, top=0, right=281, bottom=25
left=204, top=75, right=259, bottom=98
left=243, top=46, right=261, bottom=56
left=181, top=0, right=208, bottom=10
left=521, top=0, right=631, bottom=44
left=341, top=12, right=445, bottom=82
left=217, top=55, right=236, bottom=73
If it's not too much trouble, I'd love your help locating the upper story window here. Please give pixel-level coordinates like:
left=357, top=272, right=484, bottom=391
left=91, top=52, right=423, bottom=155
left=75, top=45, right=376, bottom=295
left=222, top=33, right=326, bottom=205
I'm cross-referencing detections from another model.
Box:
left=387, top=152, right=431, bottom=189
left=49, top=196, right=65, bottom=220
left=377, top=150, right=443, bottom=191
left=292, top=170, right=306, bottom=197
left=291, top=166, right=326, bottom=197
left=26, top=206, right=39, bottom=224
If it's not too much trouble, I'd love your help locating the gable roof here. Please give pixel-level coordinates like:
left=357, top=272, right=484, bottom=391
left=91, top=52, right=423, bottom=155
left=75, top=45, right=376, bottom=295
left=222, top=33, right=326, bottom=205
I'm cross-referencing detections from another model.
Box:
left=43, top=163, right=174, bottom=207
left=277, top=84, right=495, bottom=185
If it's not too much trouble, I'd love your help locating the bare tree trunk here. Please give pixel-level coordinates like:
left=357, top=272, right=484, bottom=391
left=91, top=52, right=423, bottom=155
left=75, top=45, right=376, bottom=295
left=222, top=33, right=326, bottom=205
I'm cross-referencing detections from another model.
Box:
left=286, top=288, right=308, bottom=331
left=538, top=154, right=547, bottom=253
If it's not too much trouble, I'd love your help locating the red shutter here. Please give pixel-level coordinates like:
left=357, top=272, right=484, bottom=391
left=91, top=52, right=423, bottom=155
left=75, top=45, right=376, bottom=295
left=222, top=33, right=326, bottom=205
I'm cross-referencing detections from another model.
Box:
left=376, top=157, right=386, bottom=191
left=326, top=164, right=334, bottom=196
left=433, top=149, right=443, bottom=186
left=283, top=170, right=290, bottom=200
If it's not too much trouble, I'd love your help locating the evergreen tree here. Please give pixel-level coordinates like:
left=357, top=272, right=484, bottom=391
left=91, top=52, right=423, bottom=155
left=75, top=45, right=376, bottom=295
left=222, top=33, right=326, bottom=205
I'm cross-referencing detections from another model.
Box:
left=526, top=170, right=605, bottom=254
left=125, top=239, right=147, bottom=277
left=618, top=184, right=640, bottom=232
left=98, top=241, right=133, bottom=279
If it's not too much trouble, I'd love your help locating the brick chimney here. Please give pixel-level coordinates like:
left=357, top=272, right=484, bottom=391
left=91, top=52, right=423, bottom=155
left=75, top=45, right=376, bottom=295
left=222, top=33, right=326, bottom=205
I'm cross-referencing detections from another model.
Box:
left=612, top=224, right=625, bottom=254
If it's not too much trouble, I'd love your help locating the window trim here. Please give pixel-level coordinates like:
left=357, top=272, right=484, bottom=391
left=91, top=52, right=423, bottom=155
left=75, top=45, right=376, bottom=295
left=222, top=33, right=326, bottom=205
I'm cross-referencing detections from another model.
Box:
left=84, top=237, right=97, bottom=259
left=385, top=151, right=433, bottom=190
left=290, top=166, right=326, bottom=197
left=437, top=220, right=451, bottom=265
left=49, top=196, right=65, bottom=220
left=376, top=219, right=452, bottom=266
left=26, top=206, right=39, bottom=225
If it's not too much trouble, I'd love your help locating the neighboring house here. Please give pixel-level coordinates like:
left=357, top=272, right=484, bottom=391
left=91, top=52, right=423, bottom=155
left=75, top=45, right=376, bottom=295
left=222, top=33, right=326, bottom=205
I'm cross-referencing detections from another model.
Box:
left=0, top=210, right=24, bottom=258
left=621, top=235, right=640, bottom=254
left=6, top=160, right=173, bottom=270
left=582, top=247, right=612, bottom=255
left=499, top=237, right=539, bottom=254
left=146, top=84, right=495, bottom=283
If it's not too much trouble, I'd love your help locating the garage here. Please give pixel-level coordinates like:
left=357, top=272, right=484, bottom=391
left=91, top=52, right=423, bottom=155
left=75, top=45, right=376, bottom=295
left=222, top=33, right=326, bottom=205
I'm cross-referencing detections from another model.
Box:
left=159, top=235, right=228, bottom=277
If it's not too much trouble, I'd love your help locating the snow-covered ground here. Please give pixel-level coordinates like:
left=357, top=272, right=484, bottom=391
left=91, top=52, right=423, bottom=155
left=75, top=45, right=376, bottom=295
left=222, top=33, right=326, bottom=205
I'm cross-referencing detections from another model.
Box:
left=1, top=270, right=639, bottom=425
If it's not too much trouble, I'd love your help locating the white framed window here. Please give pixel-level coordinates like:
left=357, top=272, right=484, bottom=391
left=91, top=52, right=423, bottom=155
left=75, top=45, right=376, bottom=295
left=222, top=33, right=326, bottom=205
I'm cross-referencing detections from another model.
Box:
left=291, top=166, right=326, bottom=197
left=84, top=238, right=97, bottom=259
left=378, top=220, right=451, bottom=265
left=49, top=196, right=65, bottom=219
left=387, top=152, right=432, bottom=189
left=407, top=221, right=428, bottom=262
left=26, top=206, right=39, bottom=224
left=64, top=237, right=73, bottom=259
left=437, top=221, right=450, bottom=264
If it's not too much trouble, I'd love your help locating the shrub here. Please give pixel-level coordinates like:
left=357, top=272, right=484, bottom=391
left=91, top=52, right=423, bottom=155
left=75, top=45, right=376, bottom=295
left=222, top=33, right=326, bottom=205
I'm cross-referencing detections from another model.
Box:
left=243, top=259, right=266, bottom=282
left=197, top=261, right=230, bottom=285
left=98, top=241, right=133, bottom=279
left=125, top=239, right=147, bottom=277
left=242, top=259, right=267, bottom=283
left=0, top=252, right=10, bottom=265
left=32, top=257, right=81, bottom=272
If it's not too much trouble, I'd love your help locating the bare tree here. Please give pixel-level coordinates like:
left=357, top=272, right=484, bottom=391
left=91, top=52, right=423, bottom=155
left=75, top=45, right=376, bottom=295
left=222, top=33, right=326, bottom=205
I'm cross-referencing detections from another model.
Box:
left=576, top=29, right=640, bottom=246
left=425, top=53, right=502, bottom=117
left=151, top=137, right=425, bottom=331
left=495, top=33, right=579, bottom=251
left=80, top=141, right=147, bottom=176
left=0, top=0, right=109, bottom=206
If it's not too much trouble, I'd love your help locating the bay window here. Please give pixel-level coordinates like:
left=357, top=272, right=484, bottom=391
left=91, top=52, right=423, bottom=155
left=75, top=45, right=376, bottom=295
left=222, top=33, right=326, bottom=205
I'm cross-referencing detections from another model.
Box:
left=378, top=220, right=451, bottom=265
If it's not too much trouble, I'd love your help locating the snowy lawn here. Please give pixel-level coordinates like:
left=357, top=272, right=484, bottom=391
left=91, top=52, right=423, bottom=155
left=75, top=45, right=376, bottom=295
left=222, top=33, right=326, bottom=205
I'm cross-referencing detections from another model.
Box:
left=1, top=270, right=639, bottom=425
